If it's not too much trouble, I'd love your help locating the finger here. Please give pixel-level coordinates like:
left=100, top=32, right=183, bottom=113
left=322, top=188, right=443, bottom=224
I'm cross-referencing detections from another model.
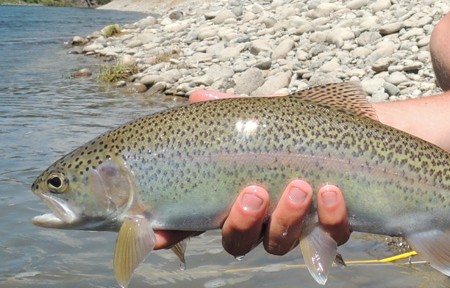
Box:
left=154, top=230, right=201, bottom=250
left=222, top=185, right=270, bottom=257
left=264, top=180, right=313, bottom=255
left=189, top=90, right=240, bottom=103
left=317, top=184, right=351, bottom=245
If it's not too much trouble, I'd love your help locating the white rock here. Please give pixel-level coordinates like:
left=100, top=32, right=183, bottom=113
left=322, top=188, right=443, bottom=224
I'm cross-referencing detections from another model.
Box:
left=416, top=50, right=430, bottom=62
left=250, top=39, right=272, bottom=55
left=127, top=39, right=143, bottom=48
left=233, top=67, right=265, bottom=95
left=370, top=0, right=391, bottom=12
left=384, top=82, right=400, bottom=96
left=399, top=28, right=424, bottom=40
left=233, top=62, right=248, bottom=73
left=252, top=71, right=292, bottom=96
left=212, top=9, right=236, bottom=24
left=205, top=64, right=234, bottom=81
left=372, top=57, right=391, bottom=72
left=367, top=41, right=398, bottom=64
left=121, top=55, right=136, bottom=67
left=308, top=3, right=343, bottom=19
left=353, top=47, right=372, bottom=58
left=261, top=16, right=277, bottom=28
left=308, top=72, right=341, bottom=86
left=147, top=82, right=167, bottom=95
left=232, top=5, right=243, bottom=16
left=326, top=28, right=355, bottom=47
left=346, top=0, right=369, bottom=9
left=387, top=71, right=408, bottom=85
left=136, top=16, right=156, bottom=29
left=137, top=32, right=159, bottom=44
left=274, top=88, right=290, bottom=95
left=82, top=43, right=104, bottom=53
left=160, top=69, right=182, bottom=83
left=271, top=0, right=285, bottom=9
left=402, top=61, right=422, bottom=72
left=72, top=36, right=87, bottom=45
left=160, top=17, right=173, bottom=26
left=197, top=27, right=218, bottom=40
left=295, top=23, right=315, bottom=35
left=357, top=31, right=382, bottom=46
left=379, top=22, right=404, bottom=35
left=242, top=12, right=257, bottom=22
left=128, top=83, right=148, bottom=93
left=140, top=74, right=163, bottom=86
left=177, top=82, right=193, bottom=93
left=361, top=78, right=385, bottom=95
left=272, top=38, right=295, bottom=60
left=310, top=31, right=327, bottom=43
left=360, top=16, right=380, bottom=31
left=348, top=68, right=366, bottom=78
left=163, top=21, right=190, bottom=33
left=251, top=3, right=264, bottom=13
left=371, top=90, right=389, bottom=102
left=417, top=35, right=430, bottom=47
left=218, top=45, right=245, bottom=61
left=416, top=16, right=433, bottom=27
left=254, top=59, right=272, bottom=70
left=97, top=46, right=122, bottom=56
left=193, top=74, right=214, bottom=86
left=320, top=58, right=340, bottom=73
left=204, top=11, right=218, bottom=20
left=296, top=50, right=309, bottom=61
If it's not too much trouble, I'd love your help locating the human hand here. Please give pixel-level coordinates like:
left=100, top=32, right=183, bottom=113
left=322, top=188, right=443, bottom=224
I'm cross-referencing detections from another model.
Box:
left=221, top=180, right=350, bottom=257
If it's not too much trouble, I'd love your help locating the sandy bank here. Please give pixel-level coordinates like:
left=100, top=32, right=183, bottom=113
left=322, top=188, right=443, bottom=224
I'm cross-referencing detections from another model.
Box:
left=98, top=0, right=204, bottom=14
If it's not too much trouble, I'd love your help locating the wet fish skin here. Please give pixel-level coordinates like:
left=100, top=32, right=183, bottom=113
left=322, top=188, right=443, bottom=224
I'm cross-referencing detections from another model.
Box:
left=31, top=83, right=450, bottom=287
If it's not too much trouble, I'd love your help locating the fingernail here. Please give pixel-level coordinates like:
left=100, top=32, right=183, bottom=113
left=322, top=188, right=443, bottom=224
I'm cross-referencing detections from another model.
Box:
left=321, top=189, right=337, bottom=207
left=288, top=186, right=307, bottom=205
left=241, top=192, right=263, bottom=212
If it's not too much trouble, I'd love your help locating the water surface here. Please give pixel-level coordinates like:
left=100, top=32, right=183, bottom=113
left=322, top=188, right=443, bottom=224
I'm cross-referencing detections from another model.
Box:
left=0, top=5, right=449, bottom=288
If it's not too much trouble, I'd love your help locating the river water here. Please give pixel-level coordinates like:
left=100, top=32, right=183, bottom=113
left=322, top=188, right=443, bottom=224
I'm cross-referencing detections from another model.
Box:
left=0, top=5, right=449, bottom=288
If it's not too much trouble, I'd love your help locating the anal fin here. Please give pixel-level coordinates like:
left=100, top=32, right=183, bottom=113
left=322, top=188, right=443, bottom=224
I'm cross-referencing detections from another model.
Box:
left=171, top=239, right=189, bottom=270
left=299, top=224, right=337, bottom=285
left=114, top=217, right=156, bottom=288
left=406, top=229, right=450, bottom=276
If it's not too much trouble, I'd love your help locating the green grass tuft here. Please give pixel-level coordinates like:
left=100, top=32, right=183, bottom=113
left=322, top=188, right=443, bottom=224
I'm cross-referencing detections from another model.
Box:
left=101, top=24, right=121, bottom=38
left=97, top=59, right=138, bottom=83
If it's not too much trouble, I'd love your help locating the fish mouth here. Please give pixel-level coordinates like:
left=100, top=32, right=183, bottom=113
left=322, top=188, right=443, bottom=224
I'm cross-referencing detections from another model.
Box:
left=32, top=193, right=79, bottom=228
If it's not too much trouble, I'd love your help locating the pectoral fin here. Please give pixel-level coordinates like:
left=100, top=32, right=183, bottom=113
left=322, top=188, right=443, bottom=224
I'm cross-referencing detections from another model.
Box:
left=406, top=229, right=450, bottom=276
left=114, top=217, right=156, bottom=288
left=299, top=224, right=337, bottom=285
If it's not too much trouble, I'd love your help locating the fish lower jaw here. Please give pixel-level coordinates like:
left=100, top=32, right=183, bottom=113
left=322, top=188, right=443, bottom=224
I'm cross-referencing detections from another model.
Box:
left=33, top=193, right=80, bottom=228
left=32, top=213, right=67, bottom=228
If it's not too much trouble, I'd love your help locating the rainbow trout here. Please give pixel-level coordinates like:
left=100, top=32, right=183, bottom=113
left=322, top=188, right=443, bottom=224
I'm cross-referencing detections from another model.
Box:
left=31, top=82, right=450, bottom=287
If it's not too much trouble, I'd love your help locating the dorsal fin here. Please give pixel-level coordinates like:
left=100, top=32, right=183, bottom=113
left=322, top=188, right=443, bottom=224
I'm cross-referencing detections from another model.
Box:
left=290, top=82, right=378, bottom=121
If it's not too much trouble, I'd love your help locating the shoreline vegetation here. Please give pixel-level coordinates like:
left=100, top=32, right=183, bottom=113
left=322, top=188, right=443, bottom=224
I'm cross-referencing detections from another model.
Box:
left=0, top=0, right=109, bottom=8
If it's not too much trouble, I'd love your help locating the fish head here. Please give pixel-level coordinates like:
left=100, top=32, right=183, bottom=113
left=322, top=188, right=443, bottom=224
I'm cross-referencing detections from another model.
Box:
left=31, top=140, right=134, bottom=231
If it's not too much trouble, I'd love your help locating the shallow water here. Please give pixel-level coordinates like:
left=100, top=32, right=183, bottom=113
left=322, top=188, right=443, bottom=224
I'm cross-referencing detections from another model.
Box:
left=0, top=5, right=449, bottom=288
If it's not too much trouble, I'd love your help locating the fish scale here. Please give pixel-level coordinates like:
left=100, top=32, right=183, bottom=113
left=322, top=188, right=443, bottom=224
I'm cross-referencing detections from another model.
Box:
left=31, top=82, right=450, bottom=287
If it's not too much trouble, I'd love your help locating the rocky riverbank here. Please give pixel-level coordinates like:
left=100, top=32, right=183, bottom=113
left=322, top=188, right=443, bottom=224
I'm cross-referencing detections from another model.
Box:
left=74, top=0, right=449, bottom=101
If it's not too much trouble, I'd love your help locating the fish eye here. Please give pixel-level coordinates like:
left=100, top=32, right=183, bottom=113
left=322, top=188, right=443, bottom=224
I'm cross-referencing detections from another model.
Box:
left=46, top=172, right=68, bottom=194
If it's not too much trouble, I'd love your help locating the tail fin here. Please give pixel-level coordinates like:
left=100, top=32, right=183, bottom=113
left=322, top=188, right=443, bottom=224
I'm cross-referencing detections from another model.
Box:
left=407, top=229, right=450, bottom=276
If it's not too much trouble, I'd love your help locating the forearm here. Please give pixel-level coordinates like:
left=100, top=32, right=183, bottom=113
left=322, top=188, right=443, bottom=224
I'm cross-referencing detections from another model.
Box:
left=373, top=91, right=450, bottom=152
